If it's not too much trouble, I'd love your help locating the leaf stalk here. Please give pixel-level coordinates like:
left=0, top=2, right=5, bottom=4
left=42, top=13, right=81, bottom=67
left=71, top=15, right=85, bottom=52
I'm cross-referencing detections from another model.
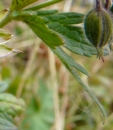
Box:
left=24, top=0, right=63, bottom=11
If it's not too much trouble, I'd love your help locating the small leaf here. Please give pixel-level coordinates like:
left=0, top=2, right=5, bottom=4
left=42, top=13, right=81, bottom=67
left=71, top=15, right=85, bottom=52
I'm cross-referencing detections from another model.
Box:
left=0, top=44, right=13, bottom=57
left=0, top=44, right=22, bottom=58
left=13, top=11, right=64, bottom=48
left=0, top=9, right=9, bottom=21
left=0, top=29, right=12, bottom=41
left=0, top=81, right=9, bottom=93
left=0, top=29, right=12, bottom=46
left=0, top=113, right=17, bottom=130
left=0, top=93, right=25, bottom=117
left=0, top=45, right=13, bottom=56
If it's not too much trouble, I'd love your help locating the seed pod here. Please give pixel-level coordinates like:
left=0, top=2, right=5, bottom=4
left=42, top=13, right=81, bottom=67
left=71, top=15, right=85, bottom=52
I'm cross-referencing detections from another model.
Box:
left=84, top=4, right=113, bottom=61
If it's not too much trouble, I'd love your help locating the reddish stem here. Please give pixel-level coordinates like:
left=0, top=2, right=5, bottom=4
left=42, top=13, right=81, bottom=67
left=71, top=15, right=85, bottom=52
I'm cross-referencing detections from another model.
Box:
left=105, top=0, right=111, bottom=9
left=96, top=0, right=102, bottom=11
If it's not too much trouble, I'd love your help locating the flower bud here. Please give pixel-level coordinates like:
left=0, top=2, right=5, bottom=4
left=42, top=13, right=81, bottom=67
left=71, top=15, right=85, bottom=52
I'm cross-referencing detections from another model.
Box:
left=84, top=4, right=113, bottom=61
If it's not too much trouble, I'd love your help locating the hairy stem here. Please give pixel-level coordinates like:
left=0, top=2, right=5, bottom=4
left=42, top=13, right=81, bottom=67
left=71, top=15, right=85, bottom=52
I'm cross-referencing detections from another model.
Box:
left=96, top=0, right=102, bottom=11
left=24, top=0, right=63, bottom=11
left=0, top=0, right=63, bottom=28
left=105, top=0, right=111, bottom=9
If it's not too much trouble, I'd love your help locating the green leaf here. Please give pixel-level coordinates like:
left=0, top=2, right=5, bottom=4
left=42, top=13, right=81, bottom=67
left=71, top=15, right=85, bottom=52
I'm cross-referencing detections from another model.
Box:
left=41, top=12, right=97, bottom=57
left=0, top=29, right=12, bottom=41
left=0, top=9, right=9, bottom=20
left=0, top=81, right=9, bottom=93
left=13, top=11, right=64, bottom=48
left=28, top=23, right=64, bottom=48
left=0, top=93, right=25, bottom=117
left=10, top=0, right=39, bottom=11
left=12, top=10, right=91, bottom=72
left=12, top=10, right=110, bottom=57
left=12, top=10, right=107, bottom=121
left=0, top=30, right=22, bottom=57
left=13, top=10, right=96, bottom=56
left=53, top=47, right=89, bottom=76
left=34, top=10, right=58, bottom=16
left=52, top=47, right=106, bottom=122
left=43, top=12, right=84, bottom=24
left=24, top=0, right=63, bottom=11
left=0, top=44, right=22, bottom=58
left=21, top=79, right=54, bottom=130
left=0, top=44, right=13, bottom=57
left=0, top=113, right=17, bottom=130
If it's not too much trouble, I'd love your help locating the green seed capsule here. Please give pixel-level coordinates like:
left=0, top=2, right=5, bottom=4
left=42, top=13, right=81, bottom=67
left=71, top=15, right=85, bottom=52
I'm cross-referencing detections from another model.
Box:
left=84, top=8, right=113, bottom=61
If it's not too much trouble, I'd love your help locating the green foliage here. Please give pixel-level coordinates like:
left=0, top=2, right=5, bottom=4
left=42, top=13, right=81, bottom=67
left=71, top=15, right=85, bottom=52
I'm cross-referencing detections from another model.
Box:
left=0, top=29, right=12, bottom=40
left=0, top=113, right=17, bottom=130
left=0, top=0, right=110, bottom=129
left=13, top=10, right=64, bottom=48
left=0, top=30, right=22, bottom=57
left=0, top=93, right=25, bottom=116
left=0, top=93, right=25, bottom=128
left=0, top=44, right=13, bottom=57
left=12, top=9, right=106, bottom=120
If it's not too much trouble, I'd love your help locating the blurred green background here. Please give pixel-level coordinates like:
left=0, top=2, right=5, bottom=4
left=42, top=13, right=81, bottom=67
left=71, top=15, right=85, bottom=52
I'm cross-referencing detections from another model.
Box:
left=1, top=0, right=113, bottom=130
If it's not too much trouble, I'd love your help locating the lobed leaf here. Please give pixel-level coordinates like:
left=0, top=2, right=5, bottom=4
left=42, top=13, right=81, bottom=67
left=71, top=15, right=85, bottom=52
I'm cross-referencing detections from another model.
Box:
left=0, top=29, right=12, bottom=41
left=15, top=10, right=97, bottom=57
left=0, top=44, right=19, bottom=58
left=0, top=113, right=17, bottom=130
left=0, top=93, right=25, bottom=117
left=13, top=11, right=64, bottom=48
left=0, top=30, right=21, bottom=58
left=12, top=10, right=107, bottom=120
left=52, top=47, right=106, bottom=122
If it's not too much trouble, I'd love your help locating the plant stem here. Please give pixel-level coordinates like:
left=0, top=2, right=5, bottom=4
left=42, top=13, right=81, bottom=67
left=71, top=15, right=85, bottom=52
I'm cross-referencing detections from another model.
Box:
left=0, top=11, right=13, bottom=28
left=48, top=49, right=61, bottom=130
left=96, top=0, right=102, bottom=11
left=63, top=0, right=73, bottom=12
left=16, top=42, right=40, bottom=98
left=24, top=0, right=63, bottom=11
left=105, top=0, right=111, bottom=9
left=0, top=0, right=63, bottom=28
